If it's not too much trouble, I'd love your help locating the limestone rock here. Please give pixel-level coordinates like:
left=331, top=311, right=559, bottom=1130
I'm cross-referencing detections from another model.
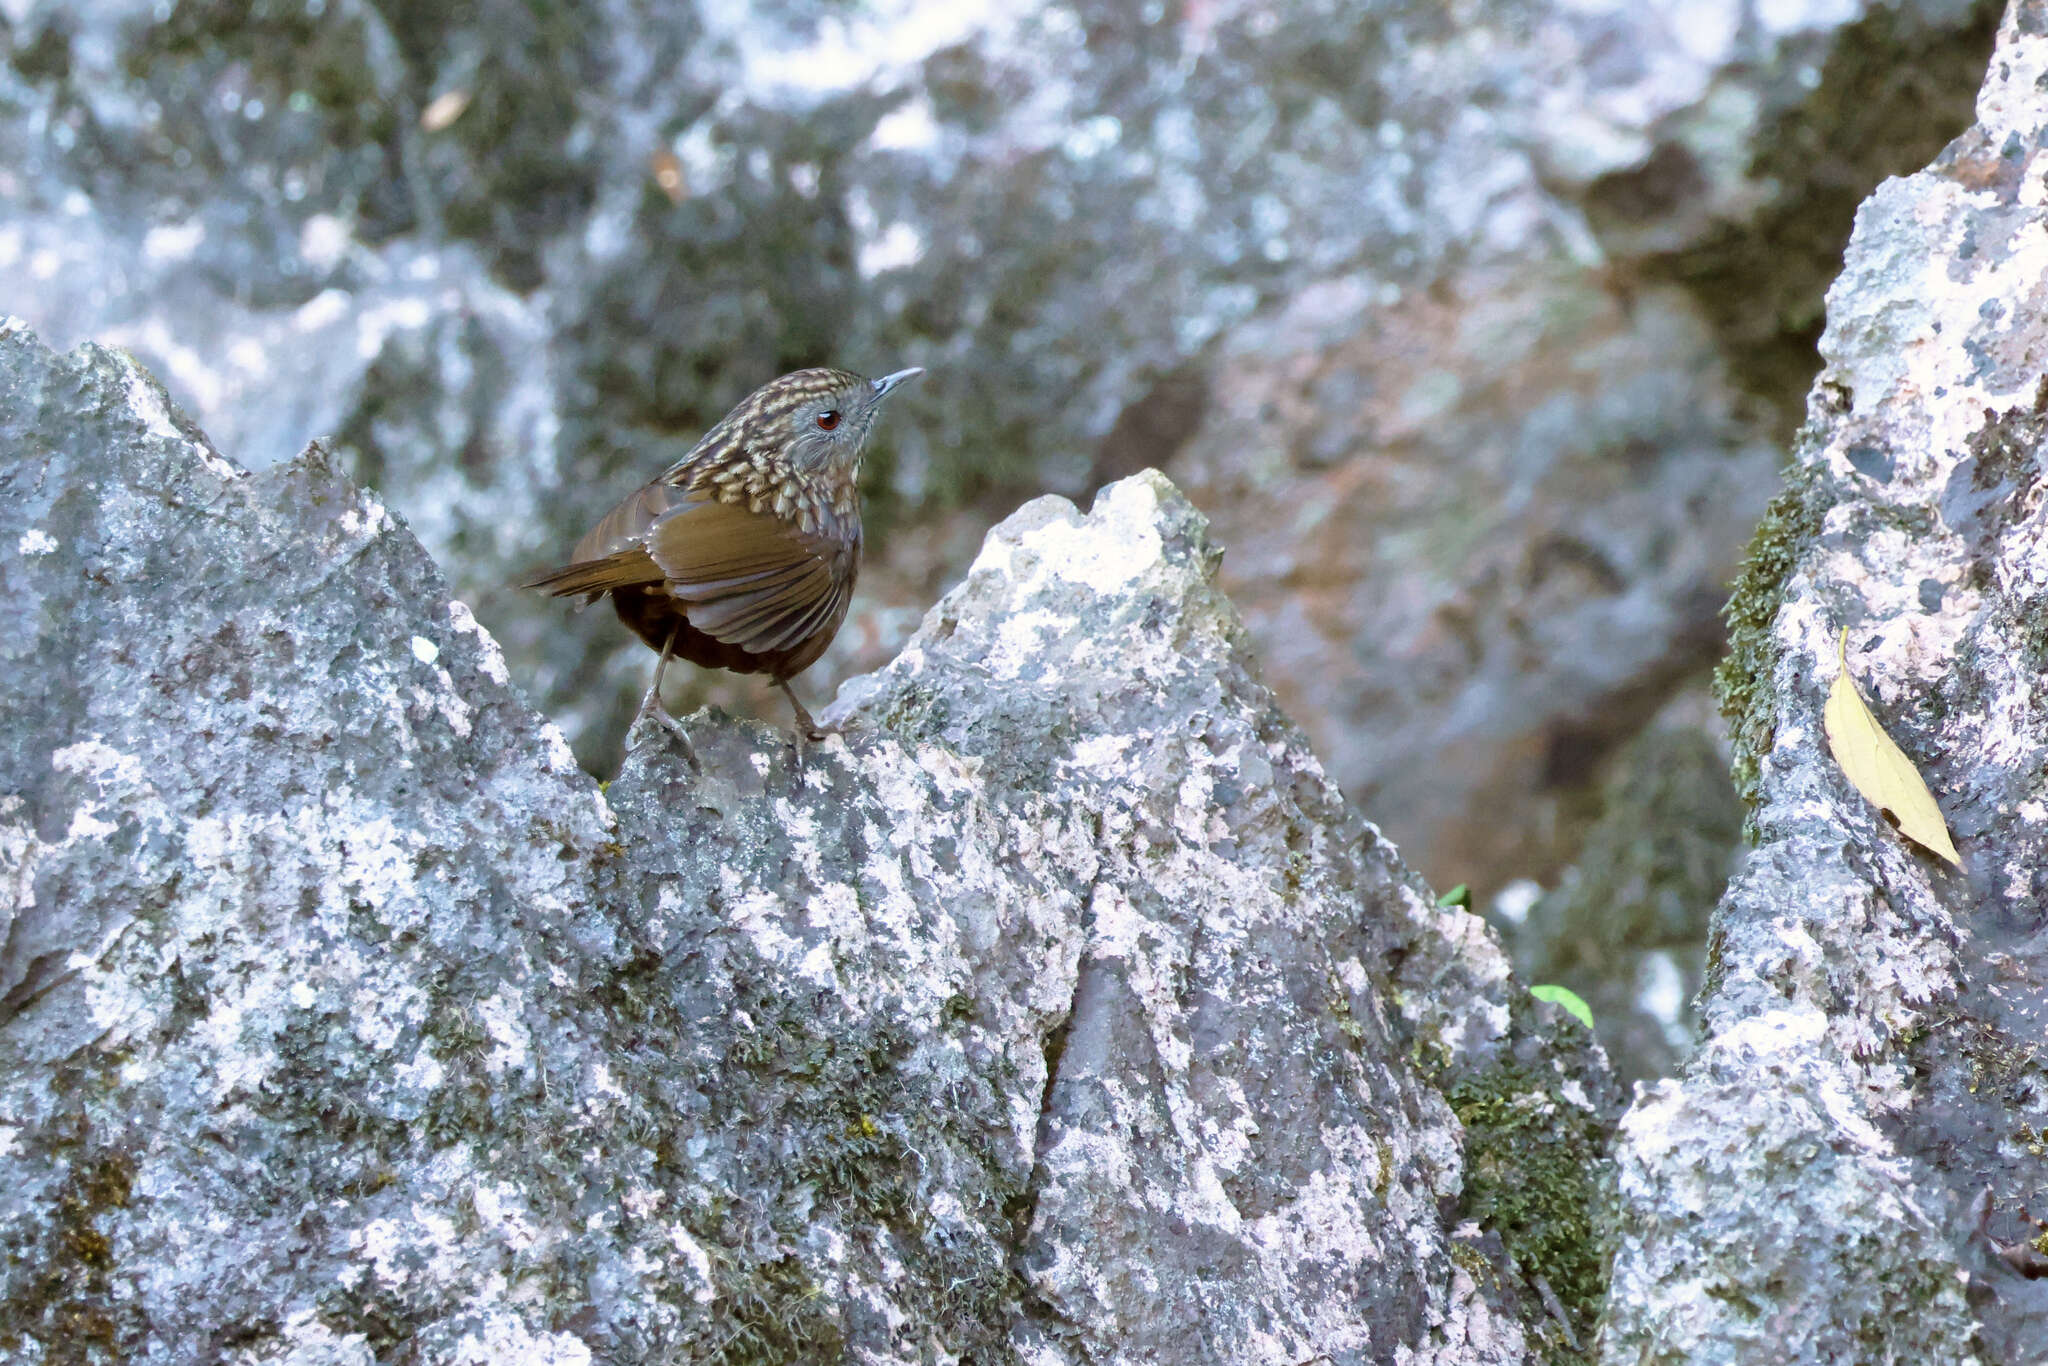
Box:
left=1603, top=4, right=2048, bottom=1359
left=0, top=319, right=1611, bottom=1364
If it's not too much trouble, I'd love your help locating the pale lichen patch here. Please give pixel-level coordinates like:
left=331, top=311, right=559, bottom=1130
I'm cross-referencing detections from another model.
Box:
left=477, top=987, right=533, bottom=1076
left=449, top=600, right=513, bottom=686
left=988, top=608, right=1075, bottom=679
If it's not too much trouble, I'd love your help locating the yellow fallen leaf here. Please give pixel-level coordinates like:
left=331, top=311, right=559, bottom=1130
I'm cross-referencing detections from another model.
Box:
left=1822, top=626, right=1961, bottom=867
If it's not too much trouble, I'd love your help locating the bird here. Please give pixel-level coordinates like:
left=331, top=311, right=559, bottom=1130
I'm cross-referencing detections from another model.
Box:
left=520, top=365, right=923, bottom=745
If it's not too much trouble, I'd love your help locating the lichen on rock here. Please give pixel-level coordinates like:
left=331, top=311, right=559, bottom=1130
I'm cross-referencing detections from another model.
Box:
left=0, top=319, right=1610, bottom=1364
left=1603, top=5, right=2048, bottom=1360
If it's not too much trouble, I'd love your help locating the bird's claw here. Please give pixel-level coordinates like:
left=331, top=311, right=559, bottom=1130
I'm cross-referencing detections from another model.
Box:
left=626, top=700, right=697, bottom=766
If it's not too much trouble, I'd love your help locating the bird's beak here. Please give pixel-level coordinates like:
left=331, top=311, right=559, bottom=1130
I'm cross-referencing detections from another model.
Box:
left=871, top=367, right=925, bottom=400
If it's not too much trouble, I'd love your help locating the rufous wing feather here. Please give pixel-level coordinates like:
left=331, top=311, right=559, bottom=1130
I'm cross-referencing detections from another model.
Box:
left=518, top=479, right=686, bottom=597
left=572, top=480, right=691, bottom=564
left=518, top=547, right=664, bottom=597
left=642, top=497, right=851, bottom=660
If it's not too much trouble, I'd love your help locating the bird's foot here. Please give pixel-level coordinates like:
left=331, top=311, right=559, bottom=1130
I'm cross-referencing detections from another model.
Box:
left=623, top=625, right=698, bottom=765
left=626, top=696, right=698, bottom=767
left=776, top=679, right=832, bottom=750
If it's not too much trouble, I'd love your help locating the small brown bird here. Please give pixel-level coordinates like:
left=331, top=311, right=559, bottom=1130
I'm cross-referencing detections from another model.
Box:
left=521, top=365, right=923, bottom=742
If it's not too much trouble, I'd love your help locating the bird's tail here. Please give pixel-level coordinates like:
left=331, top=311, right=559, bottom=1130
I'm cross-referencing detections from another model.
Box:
left=516, top=548, right=663, bottom=598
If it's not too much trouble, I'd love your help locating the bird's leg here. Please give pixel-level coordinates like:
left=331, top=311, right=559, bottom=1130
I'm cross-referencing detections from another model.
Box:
left=627, top=624, right=695, bottom=758
left=775, top=678, right=828, bottom=744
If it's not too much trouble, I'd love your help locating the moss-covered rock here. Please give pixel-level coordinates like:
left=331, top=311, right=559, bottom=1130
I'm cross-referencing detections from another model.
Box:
left=1608, top=7, right=2048, bottom=1360
left=1715, top=463, right=1832, bottom=822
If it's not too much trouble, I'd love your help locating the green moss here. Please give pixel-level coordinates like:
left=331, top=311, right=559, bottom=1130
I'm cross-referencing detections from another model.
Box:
left=877, top=680, right=954, bottom=737
left=702, top=1254, right=846, bottom=1366
left=0, top=1107, right=139, bottom=1364
left=1715, top=465, right=1831, bottom=826
left=1511, top=724, right=1739, bottom=1086
left=1446, top=1235, right=1501, bottom=1287
left=1444, top=1063, right=1610, bottom=1366
left=796, top=1106, right=916, bottom=1225
left=1325, top=971, right=1369, bottom=1044
left=588, top=944, right=687, bottom=1041
left=423, top=1000, right=493, bottom=1060
left=1329, top=1000, right=1367, bottom=1044
left=694, top=998, right=1026, bottom=1365
left=313, top=1279, right=416, bottom=1359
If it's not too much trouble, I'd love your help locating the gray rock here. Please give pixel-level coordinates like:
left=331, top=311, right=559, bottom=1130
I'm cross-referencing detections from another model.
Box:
left=0, top=319, right=1612, bottom=1363
left=0, top=0, right=2002, bottom=897
left=1602, top=3, right=2048, bottom=1359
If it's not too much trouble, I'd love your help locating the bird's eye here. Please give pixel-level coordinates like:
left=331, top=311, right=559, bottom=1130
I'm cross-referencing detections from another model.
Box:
left=815, top=410, right=841, bottom=431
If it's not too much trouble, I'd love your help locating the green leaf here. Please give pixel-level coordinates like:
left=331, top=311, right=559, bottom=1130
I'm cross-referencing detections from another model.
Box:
left=1530, top=984, right=1594, bottom=1030
left=1435, top=883, right=1471, bottom=909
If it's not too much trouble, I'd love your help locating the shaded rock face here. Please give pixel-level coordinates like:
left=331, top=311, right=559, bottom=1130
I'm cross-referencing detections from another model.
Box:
left=0, top=0, right=2001, bottom=897
left=0, top=321, right=1612, bottom=1364
left=1603, top=3, right=2048, bottom=1360
left=1503, top=690, right=1740, bottom=1090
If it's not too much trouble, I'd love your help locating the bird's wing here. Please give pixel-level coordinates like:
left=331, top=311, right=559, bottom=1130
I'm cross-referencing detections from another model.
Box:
left=643, top=495, right=853, bottom=658
left=518, top=480, right=683, bottom=596
left=574, top=479, right=689, bottom=563
left=517, top=549, right=662, bottom=597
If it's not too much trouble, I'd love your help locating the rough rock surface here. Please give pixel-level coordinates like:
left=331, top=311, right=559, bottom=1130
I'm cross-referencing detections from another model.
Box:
left=0, top=319, right=1613, bottom=1364
left=0, top=0, right=2002, bottom=896
left=1602, top=4, right=2048, bottom=1360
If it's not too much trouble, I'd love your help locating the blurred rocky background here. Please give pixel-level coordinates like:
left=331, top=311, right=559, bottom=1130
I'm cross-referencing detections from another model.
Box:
left=0, top=0, right=2004, bottom=1082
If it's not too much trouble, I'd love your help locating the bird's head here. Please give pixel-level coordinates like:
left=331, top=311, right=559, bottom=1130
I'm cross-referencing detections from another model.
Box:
left=705, top=365, right=924, bottom=484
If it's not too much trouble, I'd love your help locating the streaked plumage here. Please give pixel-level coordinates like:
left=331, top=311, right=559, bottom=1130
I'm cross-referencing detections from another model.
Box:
left=522, top=365, right=922, bottom=740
